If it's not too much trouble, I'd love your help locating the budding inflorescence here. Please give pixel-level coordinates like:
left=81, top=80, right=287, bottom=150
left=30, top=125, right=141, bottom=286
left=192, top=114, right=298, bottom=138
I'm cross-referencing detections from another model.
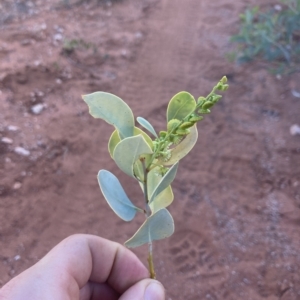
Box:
left=154, top=76, right=228, bottom=162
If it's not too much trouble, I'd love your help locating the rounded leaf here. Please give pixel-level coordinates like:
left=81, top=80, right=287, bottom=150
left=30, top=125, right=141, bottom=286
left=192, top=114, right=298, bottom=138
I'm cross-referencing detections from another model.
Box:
left=82, top=92, right=134, bottom=139
left=108, top=127, right=153, bottom=158
left=113, top=135, right=153, bottom=178
left=167, top=92, right=196, bottom=122
left=147, top=167, right=174, bottom=213
left=108, top=130, right=120, bottom=158
left=149, top=186, right=173, bottom=214
left=160, top=125, right=198, bottom=165
left=98, top=170, right=139, bottom=221
left=125, top=208, right=174, bottom=248
left=137, top=117, right=158, bottom=137
left=149, top=162, right=179, bottom=203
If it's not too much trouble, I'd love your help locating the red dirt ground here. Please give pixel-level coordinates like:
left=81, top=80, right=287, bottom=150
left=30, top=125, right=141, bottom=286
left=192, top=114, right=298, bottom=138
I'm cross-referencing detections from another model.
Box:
left=1, top=0, right=300, bottom=299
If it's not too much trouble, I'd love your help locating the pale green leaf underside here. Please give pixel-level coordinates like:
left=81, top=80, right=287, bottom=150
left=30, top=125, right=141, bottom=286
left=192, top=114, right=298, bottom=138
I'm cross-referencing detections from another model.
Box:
left=108, top=130, right=121, bottom=158
left=147, top=167, right=174, bottom=215
left=98, top=170, right=138, bottom=221
left=137, top=117, right=158, bottom=137
left=147, top=168, right=174, bottom=214
left=161, top=125, right=198, bottom=165
left=108, top=127, right=153, bottom=158
left=149, top=186, right=173, bottom=214
left=167, top=91, right=196, bottom=122
left=149, top=163, right=179, bottom=203
left=125, top=208, right=174, bottom=248
left=113, top=135, right=153, bottom=178
left=82, top=92, right=134, bottom=139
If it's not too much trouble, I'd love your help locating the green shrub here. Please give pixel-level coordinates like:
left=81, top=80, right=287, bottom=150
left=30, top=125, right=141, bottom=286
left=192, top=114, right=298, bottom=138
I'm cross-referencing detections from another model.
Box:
left=62, top=39, right=94, bottom=55
left=230, top=0, right=300, bottom=74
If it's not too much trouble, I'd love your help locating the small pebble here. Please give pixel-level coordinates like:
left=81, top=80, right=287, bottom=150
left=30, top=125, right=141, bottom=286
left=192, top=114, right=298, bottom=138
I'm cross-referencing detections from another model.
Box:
left=21, top=39, right=31, bottom=46
left=274, top=4, right=282, bottom=11
left=291, top=89, right=300, bottom=98
left=290, top=124, right=300, bottom=136
left=135, top=31, right=143, bottom=39
left=14, top=255, right=21, bottom=261
left=14, top=147, right=30, bottom=156
left=31, top=103, right=44, bottom=114
left=1, top=137, right=13, bottom=144
left=7, top=125, right=19, bottom=131
left=53, top=33, right=63, bottom=41
left=54, top=25, right=64, bottom=33
left=56, top=78, right=62, bottom=84
left=13, top=182, right=22, bottom=190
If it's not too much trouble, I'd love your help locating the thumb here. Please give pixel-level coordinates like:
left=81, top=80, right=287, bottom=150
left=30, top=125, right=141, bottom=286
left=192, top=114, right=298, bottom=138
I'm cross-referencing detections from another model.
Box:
left=119, top=279, right=165, bottom=300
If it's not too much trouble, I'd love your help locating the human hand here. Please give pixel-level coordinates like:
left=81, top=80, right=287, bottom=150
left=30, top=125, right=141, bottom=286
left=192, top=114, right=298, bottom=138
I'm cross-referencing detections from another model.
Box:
left=0, top=234, right=165, bottom=300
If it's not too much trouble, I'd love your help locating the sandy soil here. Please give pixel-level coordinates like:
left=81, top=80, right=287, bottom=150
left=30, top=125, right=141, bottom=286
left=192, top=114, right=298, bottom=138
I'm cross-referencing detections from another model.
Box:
left=1, top=0, right=300, bottom=299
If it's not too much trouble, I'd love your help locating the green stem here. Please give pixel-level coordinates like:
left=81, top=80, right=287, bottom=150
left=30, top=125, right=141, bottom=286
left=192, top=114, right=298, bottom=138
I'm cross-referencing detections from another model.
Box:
left=141, top=158, right=156, bottom=279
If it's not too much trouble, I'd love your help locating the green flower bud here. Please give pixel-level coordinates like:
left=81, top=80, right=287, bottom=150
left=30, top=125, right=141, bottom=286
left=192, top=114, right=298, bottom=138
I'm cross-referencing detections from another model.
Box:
left=220, top=76, right=227, bottom=84
left=219, top=84, right=229, bottom=91
left=169, top=134, right=182, bottom=144
left=159, top=131, right=167, bottom=138
left=216, top=82, right=223, bottom=90
left=198, top=108, right=211, bottom=114
left=202, top=101, right=214, bottom=109
left=176, top=128, right=190, bottom=136
left=179, top=121, right=194, bottom=129
left=197, top=96, right=206, bottom=106
left=211, top=95, right=222, bottom=103
left=189, top=115, right=203, bottom=122
left=167, top=119, right=181, bottom=132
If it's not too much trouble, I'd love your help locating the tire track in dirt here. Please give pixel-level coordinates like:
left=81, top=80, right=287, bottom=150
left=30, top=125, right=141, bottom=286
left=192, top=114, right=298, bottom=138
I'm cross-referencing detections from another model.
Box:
left=120, top=0, right=204, bottom=118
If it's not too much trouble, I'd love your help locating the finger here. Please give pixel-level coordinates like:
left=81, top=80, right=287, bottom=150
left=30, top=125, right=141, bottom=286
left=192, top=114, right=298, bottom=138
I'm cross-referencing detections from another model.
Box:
left=79, top=281, right=119, bottom=300
left=119, top=279, right=165, bottom=300
left=38, top=234, right=149, bottom=293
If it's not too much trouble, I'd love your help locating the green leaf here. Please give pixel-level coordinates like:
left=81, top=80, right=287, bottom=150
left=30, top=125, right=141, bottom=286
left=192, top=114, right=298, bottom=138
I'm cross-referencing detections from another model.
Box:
left=137, top=117, right=158, bottom=137
left=113, top=135, right=153, bottom=178
left=108, top=127, right=153, bottom=158
left=147, top=168, right=174, bottom=214
left=167, top=92, right=196, bottom=122
left=108, top=130, right=120, bottom=158
left=149, top=186, right=173, bottom=214
left=160, top=124, right=198, bottom=165
left=98, top=170, right=139, bottom=221
left=133, top=154, right=152, bottom=182
left=82, top=92, right=134, bottom=139
left=125, top=208, right=174, bottom=248
left=149, top=163, right=179, bottom=203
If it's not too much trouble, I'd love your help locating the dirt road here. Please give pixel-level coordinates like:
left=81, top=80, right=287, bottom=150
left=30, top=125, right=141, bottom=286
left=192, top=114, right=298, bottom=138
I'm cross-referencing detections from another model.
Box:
left=1, top=0, right=300, bottom=299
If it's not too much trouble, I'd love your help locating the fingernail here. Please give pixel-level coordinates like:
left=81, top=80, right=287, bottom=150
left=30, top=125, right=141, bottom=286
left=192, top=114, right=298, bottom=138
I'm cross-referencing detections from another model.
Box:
left=144, top=282, right=164, bottom=300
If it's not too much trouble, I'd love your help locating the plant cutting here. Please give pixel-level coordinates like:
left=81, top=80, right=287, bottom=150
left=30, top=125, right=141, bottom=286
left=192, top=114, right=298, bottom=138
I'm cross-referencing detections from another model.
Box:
left=82, top=76, right=229, bottom=279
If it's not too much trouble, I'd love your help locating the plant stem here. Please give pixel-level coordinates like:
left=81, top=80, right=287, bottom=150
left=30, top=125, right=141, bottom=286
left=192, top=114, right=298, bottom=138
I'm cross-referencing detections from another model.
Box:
left=141, top=158, right=156, bottom=278
left=141, top=83, right=222, bottom=277
left=148, top=244, right=156, bottom=279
